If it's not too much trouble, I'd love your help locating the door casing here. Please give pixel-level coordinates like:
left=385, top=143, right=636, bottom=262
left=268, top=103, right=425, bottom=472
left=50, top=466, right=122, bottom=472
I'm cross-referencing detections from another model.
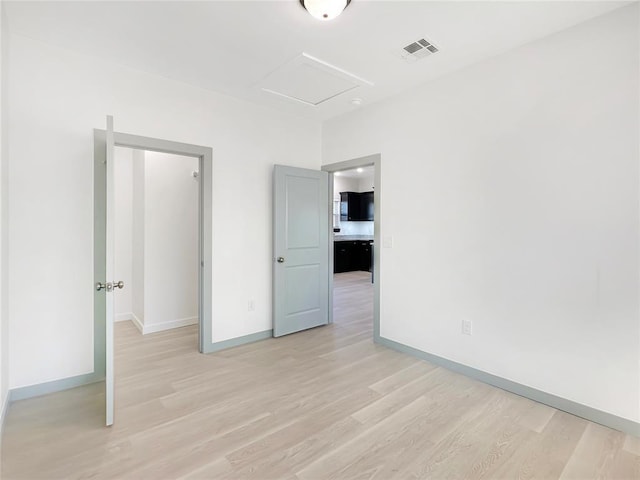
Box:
left=94, top=130, right=214, bottom=373
left=322, top=154, right=381, bottom=341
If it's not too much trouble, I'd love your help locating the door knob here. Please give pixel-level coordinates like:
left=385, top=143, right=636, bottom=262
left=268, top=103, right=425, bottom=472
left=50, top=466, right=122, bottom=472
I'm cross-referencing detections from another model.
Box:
left=96, top=281, right=124, bottom=292
left=277, top=257, right=285, bottom=263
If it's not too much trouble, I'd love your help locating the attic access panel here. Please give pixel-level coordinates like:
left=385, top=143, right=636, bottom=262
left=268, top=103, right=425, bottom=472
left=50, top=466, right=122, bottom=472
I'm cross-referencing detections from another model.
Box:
left=261, top=53, right=373, bottom=106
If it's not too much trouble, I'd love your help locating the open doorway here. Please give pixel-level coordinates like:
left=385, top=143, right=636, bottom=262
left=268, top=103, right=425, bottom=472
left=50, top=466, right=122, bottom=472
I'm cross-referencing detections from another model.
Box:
left=113, top=147, right=200, bottom=340
left=94, top=125, right=214, bottom=425
left=331, top=166, right=374, bottom=334
left=322, top=154, right=381, bottom=340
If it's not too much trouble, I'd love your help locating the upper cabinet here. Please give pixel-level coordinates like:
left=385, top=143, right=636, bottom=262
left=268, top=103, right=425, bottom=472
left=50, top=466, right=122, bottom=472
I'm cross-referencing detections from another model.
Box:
left=360, top=191, right=374, bottom=221
left=340, top=191, right=374, bottom=221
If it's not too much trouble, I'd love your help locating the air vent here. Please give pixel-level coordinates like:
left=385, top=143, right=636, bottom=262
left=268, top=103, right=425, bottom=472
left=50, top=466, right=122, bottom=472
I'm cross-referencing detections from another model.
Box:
left=404, top=42, right=422, bottom=54
left=400, top=38, right=439, bottom=63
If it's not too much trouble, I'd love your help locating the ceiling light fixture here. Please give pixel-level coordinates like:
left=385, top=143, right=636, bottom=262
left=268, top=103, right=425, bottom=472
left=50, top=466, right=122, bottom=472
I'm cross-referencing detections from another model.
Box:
left=357, top=168, right=363, bottom=173
left=299, top=0, right=352, bottom=21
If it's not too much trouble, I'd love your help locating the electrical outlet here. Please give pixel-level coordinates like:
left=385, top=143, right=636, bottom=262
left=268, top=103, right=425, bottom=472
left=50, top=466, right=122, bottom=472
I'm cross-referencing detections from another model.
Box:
left=462, top=319, right=473, bottom=336
left=248, top=299, right=255, bottom=312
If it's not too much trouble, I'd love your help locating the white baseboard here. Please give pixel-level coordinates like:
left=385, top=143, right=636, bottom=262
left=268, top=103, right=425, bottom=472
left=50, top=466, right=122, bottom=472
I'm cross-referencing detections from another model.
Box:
left=128, top=314, right=196, bottom=335
left=115, top=312, right=133, bottom=322
left=143, top=316, right=198, bottom=335
left=130, top=313, right=144, bottom=334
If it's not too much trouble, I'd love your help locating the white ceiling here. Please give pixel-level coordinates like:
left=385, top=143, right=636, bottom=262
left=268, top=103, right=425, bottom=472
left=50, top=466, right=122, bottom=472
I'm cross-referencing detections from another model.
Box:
left=4, top=1, right=631, bottom=121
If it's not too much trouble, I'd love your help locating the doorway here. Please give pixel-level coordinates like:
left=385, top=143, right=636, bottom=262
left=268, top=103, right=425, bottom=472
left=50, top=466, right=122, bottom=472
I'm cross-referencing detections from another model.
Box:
left=322, top=154, right=381, bottom=340
left=94, top=130, right=213, bottom=357
left=113, top=147, right=200, bottom=338
left=94, top=127, right=214, bottom=425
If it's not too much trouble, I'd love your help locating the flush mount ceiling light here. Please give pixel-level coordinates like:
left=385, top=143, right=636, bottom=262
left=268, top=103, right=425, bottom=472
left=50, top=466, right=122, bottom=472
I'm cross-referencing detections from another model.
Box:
left=300, top=0, right=352, bottom=21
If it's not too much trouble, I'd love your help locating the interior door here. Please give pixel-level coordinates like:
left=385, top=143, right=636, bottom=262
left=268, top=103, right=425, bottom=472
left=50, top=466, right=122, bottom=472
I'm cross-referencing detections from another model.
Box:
left=104, top=116, right=115, bottom=426
left=94, top=115, right=116, bottom=426
left=273, top=165, right=329, bottom=337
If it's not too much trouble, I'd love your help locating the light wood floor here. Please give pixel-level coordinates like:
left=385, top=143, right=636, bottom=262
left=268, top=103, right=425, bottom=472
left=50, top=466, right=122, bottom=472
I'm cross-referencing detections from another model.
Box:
left=1, top=271, right=638, bottom=479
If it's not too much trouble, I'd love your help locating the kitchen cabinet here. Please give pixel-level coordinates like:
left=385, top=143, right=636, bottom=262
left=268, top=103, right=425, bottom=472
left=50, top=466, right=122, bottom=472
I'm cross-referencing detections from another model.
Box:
left=340, top=191, right=374, bottom=221
left=357, top=240, right=373, bottom=272
left=360, top=191, right=374, bottom=221
left=334, top=240, right=373, bottom=273
left=334, top=241, right=356, bottom=273
left=340, top=192, right=357, bottom=221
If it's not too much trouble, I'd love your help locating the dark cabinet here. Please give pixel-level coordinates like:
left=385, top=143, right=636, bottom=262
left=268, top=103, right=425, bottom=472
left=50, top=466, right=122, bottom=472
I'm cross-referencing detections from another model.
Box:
left=334, top=241, right=356, bottom=273
left=340, top=192, right=357, bottom=221
left=360, top=191, right=374, bottom=221
left=334, top=240, right=373, bottom=273
left=340, top=191, right=374, bottom=221
left=357, top=241, right=373, bottom=272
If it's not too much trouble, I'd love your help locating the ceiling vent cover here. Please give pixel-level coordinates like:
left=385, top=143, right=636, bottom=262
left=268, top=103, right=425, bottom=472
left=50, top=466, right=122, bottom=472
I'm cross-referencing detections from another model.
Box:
left=400, top=38, right=439, bottom=63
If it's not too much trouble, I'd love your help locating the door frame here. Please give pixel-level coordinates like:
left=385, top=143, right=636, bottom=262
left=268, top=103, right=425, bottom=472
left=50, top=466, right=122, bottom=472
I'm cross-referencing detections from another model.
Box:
left=93, top=130, right=213, bottom=363
left=321, top=154, right=381, bottom=340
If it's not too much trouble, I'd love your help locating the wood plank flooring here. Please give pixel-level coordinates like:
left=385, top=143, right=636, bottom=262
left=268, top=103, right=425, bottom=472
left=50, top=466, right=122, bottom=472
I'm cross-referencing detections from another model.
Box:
left=1, top=271, right=638, bottom=479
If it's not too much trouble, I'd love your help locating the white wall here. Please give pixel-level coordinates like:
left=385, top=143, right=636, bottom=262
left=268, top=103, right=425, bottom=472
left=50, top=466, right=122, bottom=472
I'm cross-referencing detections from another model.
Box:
left=334, top=175, right=359, bottom=195
left=7, top=33, right=321, bottom=389
left=337, top=221, right=373, bottom=237
left=142, top=151, right=199, bottom=332
left=323, top=5, right=640, bottom=422
left=0, top=0, right=9, bottom=427
left=114, top=146, right=133, bottom=322
left=333, top=174, right=373, bottom=195
left=357, top=175, right=374, bottom=193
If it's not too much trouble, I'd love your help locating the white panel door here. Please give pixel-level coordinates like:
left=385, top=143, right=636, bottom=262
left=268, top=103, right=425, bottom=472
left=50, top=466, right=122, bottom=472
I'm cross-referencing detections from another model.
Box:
left=273, top=165, right=329, bottom=337
left=104, top=116, right=116, bottom=426
left=94, top=116, right=117, bottom=426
